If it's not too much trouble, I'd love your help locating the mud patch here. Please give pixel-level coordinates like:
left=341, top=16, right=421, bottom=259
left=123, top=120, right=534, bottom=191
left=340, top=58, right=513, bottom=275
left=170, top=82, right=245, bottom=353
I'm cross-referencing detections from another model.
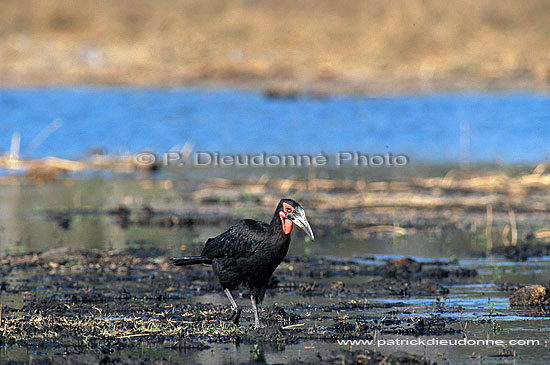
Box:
left=313, top=349, right=430, bottom=365
left=0, top=249, right=476, bottom=364
left=491, top=241, right=550, bottom=261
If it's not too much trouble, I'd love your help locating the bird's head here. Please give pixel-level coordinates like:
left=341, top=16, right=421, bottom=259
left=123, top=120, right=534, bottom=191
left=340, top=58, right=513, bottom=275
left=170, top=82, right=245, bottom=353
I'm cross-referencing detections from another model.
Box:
left=276, top=199, right=314, bottom=240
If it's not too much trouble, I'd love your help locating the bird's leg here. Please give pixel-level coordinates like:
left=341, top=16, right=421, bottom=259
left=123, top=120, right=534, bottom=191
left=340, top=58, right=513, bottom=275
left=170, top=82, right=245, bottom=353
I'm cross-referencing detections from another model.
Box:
left=224, top=288, right=238, bottom=309
left=224, top=288, right=241, bottom=325
left=251, top=295, right=261, bottom=327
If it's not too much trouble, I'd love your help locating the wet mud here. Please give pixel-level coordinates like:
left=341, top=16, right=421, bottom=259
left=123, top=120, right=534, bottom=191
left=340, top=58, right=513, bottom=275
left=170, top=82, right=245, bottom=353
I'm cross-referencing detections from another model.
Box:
left=490, top=241, right=550, bottom=261
left=509, top=285, right=550, bottom=307
left=0, top=248, right=477, bottom=364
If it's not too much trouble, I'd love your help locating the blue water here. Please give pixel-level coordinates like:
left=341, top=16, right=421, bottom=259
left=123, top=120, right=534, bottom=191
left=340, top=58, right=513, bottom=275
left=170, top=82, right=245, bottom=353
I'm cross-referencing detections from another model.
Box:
left=0, top=87, right=548, bottom=163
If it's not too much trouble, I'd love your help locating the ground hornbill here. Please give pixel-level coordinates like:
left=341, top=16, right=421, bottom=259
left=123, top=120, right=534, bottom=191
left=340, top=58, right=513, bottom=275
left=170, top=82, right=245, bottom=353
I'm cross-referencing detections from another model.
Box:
left=172, top=198, right=314, bottom=327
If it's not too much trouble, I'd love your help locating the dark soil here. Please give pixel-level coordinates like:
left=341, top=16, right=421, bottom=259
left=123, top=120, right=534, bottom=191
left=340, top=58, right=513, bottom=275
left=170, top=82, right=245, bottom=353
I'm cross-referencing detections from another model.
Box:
left=0, top=248, right=474, bottom=364
left=305, top=349, right=430, bottom=364
left=491, top=241, right=550, bottom=261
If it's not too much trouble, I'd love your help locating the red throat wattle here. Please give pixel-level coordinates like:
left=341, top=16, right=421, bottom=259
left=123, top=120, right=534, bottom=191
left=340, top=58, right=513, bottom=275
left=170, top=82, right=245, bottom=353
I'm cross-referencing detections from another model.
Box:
left=279, top=211, right=293, bottom=234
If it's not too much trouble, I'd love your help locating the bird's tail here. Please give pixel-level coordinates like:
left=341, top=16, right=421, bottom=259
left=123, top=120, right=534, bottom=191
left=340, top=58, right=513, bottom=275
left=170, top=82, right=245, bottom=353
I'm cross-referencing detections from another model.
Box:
left=171, top=256, right=212, bottom=266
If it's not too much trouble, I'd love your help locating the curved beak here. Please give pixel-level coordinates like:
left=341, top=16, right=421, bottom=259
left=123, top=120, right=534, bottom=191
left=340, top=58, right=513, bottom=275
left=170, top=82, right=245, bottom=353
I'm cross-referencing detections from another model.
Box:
left=290, top=206, right=314, bottom=240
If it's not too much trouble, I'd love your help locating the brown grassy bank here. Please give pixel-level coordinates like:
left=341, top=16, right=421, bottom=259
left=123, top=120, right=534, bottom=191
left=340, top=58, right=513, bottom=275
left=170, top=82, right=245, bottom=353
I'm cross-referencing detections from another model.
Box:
left=1, top=0, right=550, bottom=93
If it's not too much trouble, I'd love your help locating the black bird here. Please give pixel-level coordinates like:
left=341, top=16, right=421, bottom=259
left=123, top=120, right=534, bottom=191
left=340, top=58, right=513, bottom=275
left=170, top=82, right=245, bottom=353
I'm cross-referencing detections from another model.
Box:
left=172, top=198, right=314, bottom=327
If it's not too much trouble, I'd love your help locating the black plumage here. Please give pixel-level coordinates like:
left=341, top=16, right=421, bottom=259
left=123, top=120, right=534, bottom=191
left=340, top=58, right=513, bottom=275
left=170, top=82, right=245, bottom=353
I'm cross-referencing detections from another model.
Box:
left=172, top=198, right=314, bottom=326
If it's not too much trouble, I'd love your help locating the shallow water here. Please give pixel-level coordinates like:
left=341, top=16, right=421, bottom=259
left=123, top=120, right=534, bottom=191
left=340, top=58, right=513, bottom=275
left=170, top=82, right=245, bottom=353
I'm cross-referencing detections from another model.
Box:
left=0, top=178, right=489, bottom=257
left=2, top=179, right=550, bottom=363
left=2, top=87, right=550, bottom=363
left=0, top=88, right=549, bottom=163
left=2, top=253, right=550, bottom=364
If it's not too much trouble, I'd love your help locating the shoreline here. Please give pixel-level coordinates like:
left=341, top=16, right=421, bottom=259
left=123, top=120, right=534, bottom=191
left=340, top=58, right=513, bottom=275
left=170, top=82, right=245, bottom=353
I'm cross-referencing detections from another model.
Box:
left=1, top=74, right=548, bottom=96
left=2, top=0, right=550, bottom=97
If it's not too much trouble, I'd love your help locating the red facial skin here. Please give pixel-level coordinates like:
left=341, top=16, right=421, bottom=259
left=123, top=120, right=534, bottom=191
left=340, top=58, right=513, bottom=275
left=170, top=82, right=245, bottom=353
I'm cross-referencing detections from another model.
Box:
left=279, top=202, right=294, bottom=234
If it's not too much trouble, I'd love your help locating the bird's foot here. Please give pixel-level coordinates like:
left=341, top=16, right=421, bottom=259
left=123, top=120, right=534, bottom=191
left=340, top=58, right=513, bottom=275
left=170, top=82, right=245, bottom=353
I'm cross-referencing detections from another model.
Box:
left=227, top=308, right=241, bottom=325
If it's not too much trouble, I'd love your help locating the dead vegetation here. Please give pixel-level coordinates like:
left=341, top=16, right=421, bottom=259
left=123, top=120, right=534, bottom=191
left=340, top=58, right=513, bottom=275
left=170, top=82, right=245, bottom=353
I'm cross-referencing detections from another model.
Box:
left=1, top=0, right=549, bottom=92
left=185, top=164, right=550, bottom=240
left=0, top=247, right=465, bottom=362
left=509, top=285, right=550, bottom=307
left=5, top=159, right=550, bottom=244
left=0, top=154, right=155, bottom=180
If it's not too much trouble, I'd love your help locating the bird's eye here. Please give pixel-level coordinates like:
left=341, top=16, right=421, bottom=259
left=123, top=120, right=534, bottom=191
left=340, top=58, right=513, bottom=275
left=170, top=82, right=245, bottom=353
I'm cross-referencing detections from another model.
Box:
left=286, top=208, right=292, bottom=213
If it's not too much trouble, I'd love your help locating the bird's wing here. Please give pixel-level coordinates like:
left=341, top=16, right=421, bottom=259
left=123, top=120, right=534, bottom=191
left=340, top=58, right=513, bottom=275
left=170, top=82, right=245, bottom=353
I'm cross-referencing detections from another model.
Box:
left=200, top=219, right=269, bottom=259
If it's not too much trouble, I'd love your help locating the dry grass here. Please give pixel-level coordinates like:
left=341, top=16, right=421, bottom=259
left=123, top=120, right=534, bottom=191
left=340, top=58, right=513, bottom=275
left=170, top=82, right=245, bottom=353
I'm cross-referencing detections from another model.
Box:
left=186, top=164, right=550, bottom=241
left=195, top=164, right=550, bottom=210
left=0, top=309, right=244, bottom=347
left=1, top=0, right=549, bottom=90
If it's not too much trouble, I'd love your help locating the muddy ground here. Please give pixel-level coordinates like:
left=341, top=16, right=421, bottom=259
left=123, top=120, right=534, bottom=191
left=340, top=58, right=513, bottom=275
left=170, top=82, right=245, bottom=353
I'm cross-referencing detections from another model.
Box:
left=3, top=172, right=550, bottom=363
left=0, top=246, right=488, bottom=364
left=36, top=165, right=550, bottom=240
